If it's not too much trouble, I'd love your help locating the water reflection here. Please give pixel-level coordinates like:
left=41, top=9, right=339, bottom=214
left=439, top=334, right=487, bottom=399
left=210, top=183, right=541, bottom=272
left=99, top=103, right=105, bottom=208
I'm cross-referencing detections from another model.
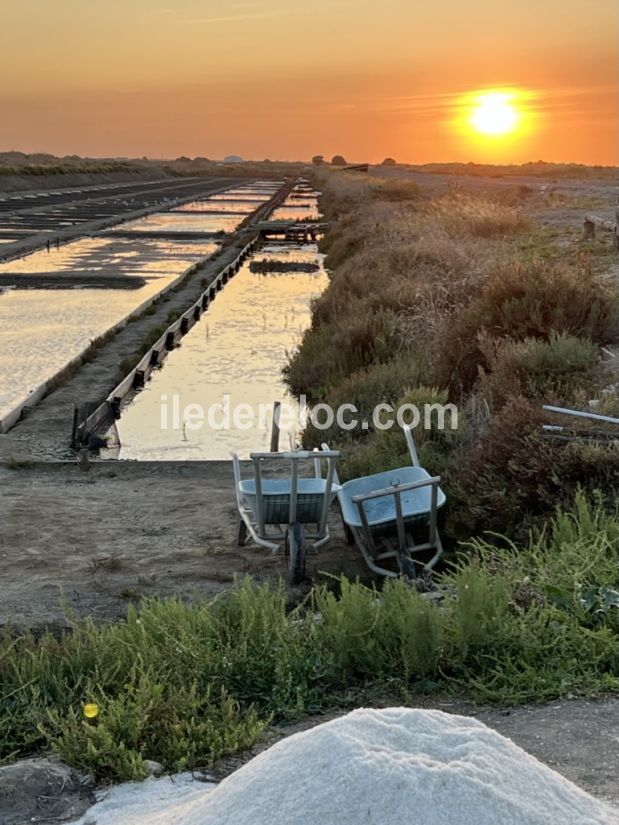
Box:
left=109, top=244, right=327, bottom=460
left=0, top=239, right=218, bottom=422
left=119, top=212, right=244, bottom=234
left=173, top=200, right=257, bottom=214
left=0, top=237, right=215, bottom=279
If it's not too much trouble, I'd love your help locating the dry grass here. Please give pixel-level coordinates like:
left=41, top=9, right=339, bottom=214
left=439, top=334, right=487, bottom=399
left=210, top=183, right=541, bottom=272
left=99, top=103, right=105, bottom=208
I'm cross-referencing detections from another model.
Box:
left=427, top=191, right=533, bottom=238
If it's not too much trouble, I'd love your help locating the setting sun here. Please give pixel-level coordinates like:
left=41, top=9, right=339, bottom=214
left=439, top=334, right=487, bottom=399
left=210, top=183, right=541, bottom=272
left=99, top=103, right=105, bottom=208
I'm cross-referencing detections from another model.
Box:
left=470, top=91, right=520, bottom=136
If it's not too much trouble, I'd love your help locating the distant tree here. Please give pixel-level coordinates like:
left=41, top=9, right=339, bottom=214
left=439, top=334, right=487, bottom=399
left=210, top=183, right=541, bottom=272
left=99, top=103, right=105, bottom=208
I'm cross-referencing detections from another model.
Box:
left=176, top=156, right=191, bottom=162
left=312, top=155, right=325, bottom=166
left=381, top=157, right=397, bottom=166
left=331, top=155, right=347, bottom=166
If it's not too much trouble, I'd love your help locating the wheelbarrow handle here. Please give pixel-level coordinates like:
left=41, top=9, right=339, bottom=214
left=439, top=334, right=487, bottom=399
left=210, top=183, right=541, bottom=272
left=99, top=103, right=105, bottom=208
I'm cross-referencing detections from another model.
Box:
left=351, top=476, right=441, bottom=504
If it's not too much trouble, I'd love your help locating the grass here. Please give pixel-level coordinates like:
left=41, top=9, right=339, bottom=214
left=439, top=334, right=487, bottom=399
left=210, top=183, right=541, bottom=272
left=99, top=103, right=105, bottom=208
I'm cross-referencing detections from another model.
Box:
left=426, top=191, right=533, bottom=238
left=2, top=495, right=619, bottom=781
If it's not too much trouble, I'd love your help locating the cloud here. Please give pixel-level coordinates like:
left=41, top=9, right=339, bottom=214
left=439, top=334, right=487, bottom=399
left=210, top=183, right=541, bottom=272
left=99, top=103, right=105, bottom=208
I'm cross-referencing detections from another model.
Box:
left=193, top=13, right=272, bottom=23
left=191, top=1, right=309, bottom=25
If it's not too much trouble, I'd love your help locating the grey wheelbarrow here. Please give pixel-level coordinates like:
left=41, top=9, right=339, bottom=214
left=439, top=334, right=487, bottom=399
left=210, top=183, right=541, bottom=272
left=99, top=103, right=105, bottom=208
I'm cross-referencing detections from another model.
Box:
left=324, top=426, right=446, bottom=580
left=232, top=449, right=340, bottom=583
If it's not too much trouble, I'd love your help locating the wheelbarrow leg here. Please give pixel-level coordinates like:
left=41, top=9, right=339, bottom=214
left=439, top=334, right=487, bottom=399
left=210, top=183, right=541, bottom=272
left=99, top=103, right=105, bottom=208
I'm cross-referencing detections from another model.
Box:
left=236, top=514, right=248, bottom=546
left=336, top=499, right=355, bottom=545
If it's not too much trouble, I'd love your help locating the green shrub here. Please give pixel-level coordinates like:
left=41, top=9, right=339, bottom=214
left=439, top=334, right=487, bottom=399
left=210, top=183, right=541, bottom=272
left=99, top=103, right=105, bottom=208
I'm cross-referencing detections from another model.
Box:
left=477, top=333, right=603, bottom=410
left=313, top=578, right=441, bottom=686
left=337, top=387, right=462, bottom=480
left=44, top=678, right=264, bottom=781
left=302, top=355, right=425, bottom=449
left=436, top=260, right=617, bottom=393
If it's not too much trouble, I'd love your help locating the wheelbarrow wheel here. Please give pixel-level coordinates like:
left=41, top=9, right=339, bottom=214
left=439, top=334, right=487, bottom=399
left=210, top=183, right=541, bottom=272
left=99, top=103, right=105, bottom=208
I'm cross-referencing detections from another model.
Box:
left=285, top=522, right=306, bottom=585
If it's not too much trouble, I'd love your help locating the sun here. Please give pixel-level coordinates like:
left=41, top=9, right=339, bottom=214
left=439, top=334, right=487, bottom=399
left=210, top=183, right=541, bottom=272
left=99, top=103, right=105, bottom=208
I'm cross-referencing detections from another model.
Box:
left=469, top=91, right=520, bottom=136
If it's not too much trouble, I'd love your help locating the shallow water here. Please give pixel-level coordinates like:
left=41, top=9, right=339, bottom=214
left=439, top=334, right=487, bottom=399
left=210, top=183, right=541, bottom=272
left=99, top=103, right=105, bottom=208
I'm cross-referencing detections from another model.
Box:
left=0, top=239, right=218, bottom=423
left=268, top=187, right=321, bottom=221
left=208, top=192, right=272, bottom=202
left=270, top=204, right=320, bottom=221
left=172, top=200, right=257, bottom=214
left=0, top=237, right=216, bottom=278
left=119, top=212, right=244, bottom=234
left=108, top=244, right=327, bottom=460
left=0, top=181, right=282, bottom=425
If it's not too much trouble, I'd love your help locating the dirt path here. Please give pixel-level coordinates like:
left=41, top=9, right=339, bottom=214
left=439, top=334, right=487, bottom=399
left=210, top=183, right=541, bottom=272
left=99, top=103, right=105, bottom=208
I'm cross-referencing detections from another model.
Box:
left=0, top=461, right=363, bottom=628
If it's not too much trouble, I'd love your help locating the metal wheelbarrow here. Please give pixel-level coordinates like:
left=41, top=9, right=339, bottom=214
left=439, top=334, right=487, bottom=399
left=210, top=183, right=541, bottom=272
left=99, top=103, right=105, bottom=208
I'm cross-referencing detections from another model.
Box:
left=232, top=449, right=340, bottom=584
left=325, top=426, right=446, bottom=580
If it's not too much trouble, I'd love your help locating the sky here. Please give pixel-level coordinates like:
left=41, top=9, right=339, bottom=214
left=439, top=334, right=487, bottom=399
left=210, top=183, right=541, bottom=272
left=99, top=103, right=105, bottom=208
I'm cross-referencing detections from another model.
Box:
left=1, top=0, right=617, bottom=165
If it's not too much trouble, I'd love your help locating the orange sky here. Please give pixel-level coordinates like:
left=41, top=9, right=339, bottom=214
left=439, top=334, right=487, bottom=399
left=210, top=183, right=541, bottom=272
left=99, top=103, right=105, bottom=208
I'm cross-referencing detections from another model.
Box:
left=1, top=0, right=617, bottom=164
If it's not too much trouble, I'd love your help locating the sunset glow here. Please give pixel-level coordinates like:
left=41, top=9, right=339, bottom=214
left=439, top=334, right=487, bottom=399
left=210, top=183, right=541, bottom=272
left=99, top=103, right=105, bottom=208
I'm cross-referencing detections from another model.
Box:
left=0, top=0, right=617, bottom=163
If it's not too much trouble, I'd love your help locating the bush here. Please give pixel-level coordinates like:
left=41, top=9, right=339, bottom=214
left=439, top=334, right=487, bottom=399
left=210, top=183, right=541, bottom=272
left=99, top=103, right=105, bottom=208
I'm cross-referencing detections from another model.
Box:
left=336, top=387, right=462, bottom=481
left=437, top=260, right=617, bottom=392
left=428, top=191, right=532, bottom=238
left=446, top=397, right=619, bottom=540
left=477, top=333, right=604, bottom=411
left=44, top=681, right=263, bottom=781
left=314, top=579, right=442, bottom=686
left=285, top=307, right=401, bottom=399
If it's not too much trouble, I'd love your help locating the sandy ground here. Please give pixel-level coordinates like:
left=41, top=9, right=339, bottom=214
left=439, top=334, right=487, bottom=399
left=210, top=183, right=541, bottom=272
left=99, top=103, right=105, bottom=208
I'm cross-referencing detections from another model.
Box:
left=0, top=461, right=364, bottom=628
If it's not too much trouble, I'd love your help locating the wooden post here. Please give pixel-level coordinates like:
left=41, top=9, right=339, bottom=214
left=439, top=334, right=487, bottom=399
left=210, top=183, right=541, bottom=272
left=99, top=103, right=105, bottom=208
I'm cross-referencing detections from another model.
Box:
left=78, top=448, right=90, bottom=472
left=71, top=404, right=81, bottom=449
left=270, top=401, right=281, bottom=453
left=584, top=214, right=618, bottom=247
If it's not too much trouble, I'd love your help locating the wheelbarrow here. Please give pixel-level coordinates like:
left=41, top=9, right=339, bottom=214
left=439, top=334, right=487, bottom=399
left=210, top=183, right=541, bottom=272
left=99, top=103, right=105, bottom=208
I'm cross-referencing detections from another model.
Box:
left=232, top=449, right=340, bottom=584
left=324, top=426, right=446, bottom=580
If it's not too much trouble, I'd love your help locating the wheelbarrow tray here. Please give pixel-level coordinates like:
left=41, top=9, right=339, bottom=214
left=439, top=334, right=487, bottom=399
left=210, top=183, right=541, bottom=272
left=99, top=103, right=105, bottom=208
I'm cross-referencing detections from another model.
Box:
left=239, top=478, right=340, bottom=525
left=338, top=466, right=446, bottom=529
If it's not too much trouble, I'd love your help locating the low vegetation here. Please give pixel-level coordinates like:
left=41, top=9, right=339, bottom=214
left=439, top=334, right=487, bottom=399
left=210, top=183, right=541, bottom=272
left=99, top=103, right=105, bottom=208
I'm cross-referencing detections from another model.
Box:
left=409, top=161, right=619, bottom=180
left=286, top=170, right=619, bottom=540
left=1, top=496, right=618, bottom=781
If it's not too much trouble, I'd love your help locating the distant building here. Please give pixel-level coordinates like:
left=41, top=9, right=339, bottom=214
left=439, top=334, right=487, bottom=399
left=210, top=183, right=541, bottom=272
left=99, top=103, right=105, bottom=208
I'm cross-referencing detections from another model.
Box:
left=224, top=155, right=244, bottom=163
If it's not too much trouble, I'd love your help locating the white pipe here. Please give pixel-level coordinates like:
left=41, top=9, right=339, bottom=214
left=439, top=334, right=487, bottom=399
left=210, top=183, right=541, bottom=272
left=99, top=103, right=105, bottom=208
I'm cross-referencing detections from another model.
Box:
left=543, top=404, right=619, bottom=426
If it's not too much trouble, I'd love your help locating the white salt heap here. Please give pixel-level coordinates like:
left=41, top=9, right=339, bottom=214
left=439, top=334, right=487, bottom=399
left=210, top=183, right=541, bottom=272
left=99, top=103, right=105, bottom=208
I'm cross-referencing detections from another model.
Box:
left=72, top=708, right=619, bottom=825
